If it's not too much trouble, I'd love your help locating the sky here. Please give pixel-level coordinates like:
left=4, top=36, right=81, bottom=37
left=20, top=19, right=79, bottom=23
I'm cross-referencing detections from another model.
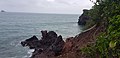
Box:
left=0, top=0, right=96, bottom=14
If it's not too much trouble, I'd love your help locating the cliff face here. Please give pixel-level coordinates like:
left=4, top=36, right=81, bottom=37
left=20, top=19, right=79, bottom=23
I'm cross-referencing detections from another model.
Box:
left=78, top=9, right=90, bottom=25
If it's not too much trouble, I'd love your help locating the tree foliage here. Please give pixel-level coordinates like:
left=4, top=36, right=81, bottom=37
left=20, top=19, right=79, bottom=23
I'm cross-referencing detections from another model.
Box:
left=81, top=0, right=120, bottom=58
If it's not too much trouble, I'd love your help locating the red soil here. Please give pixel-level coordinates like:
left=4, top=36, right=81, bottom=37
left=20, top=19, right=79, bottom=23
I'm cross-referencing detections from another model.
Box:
left=56, top=24, right=105, bottom=58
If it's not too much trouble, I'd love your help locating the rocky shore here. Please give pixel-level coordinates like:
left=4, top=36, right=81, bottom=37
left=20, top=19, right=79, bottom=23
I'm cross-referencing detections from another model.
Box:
left=21, top=23, right=105, bottom=58
left=21, top=9, right=105, bottom=58
left=20, top=0, right=120, bottom=58
left=21, top=8, right=106, bottom=58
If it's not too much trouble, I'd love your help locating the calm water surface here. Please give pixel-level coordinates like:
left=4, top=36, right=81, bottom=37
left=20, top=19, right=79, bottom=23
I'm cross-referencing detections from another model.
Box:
left=0, top=12, right=82, bottom=58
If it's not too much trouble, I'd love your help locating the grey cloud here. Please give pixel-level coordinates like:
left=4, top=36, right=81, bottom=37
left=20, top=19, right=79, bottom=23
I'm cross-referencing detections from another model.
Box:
left=0, top=0, right=94, bottom=14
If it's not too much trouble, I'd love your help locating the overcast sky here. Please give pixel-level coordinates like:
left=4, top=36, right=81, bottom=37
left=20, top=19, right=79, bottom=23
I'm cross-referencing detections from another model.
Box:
left=0, top=0, right=96, bottom=14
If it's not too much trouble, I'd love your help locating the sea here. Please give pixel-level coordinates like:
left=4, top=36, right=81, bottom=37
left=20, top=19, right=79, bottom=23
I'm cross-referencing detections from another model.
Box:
left=0, top=12, right=83, bottom=58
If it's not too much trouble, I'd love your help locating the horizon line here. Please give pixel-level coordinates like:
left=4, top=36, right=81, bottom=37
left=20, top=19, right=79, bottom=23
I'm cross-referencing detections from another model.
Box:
left=1, top=11, right=81, bottom=15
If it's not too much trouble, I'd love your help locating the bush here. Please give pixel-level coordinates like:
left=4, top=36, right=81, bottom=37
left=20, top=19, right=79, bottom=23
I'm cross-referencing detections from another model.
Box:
left=81, top=0, right=120, bottom=58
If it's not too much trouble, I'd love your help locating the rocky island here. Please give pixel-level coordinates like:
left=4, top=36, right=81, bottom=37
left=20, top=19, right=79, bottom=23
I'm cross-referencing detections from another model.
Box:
left=1, top=10, right=5, bottom=12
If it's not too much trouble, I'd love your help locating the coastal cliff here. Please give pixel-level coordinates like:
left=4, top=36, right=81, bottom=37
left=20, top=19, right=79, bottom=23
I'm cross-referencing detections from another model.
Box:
left=78, top=9, right=95, bottom=29
left=21, top=0, right=120, bottom=58
left=20, top=4, right=106, bottom=58
left=20, top=7, right=104, bottom=58
left=78, top=9, right=90, bottom=25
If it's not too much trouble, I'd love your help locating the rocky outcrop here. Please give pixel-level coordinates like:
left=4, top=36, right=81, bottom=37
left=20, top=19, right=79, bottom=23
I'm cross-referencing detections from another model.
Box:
left=21, top=24, right=105, bottom=58
left=21, top=22, right=105, bottom=58
left=78, top=9, right=90, bottom=25
left=21, top=30, right=65, bottom=58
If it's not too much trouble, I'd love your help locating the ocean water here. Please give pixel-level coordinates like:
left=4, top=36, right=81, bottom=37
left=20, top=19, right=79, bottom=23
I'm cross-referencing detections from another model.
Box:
left=0, top=12, right=83, bottom=58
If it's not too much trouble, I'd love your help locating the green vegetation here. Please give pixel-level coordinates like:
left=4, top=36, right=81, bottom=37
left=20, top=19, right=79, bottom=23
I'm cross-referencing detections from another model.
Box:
left=81, top=0, right=120, bottom=58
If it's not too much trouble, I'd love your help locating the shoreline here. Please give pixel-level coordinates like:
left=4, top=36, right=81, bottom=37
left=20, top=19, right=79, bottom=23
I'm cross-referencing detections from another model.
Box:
left=21, top=23, right=105, bottom=58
